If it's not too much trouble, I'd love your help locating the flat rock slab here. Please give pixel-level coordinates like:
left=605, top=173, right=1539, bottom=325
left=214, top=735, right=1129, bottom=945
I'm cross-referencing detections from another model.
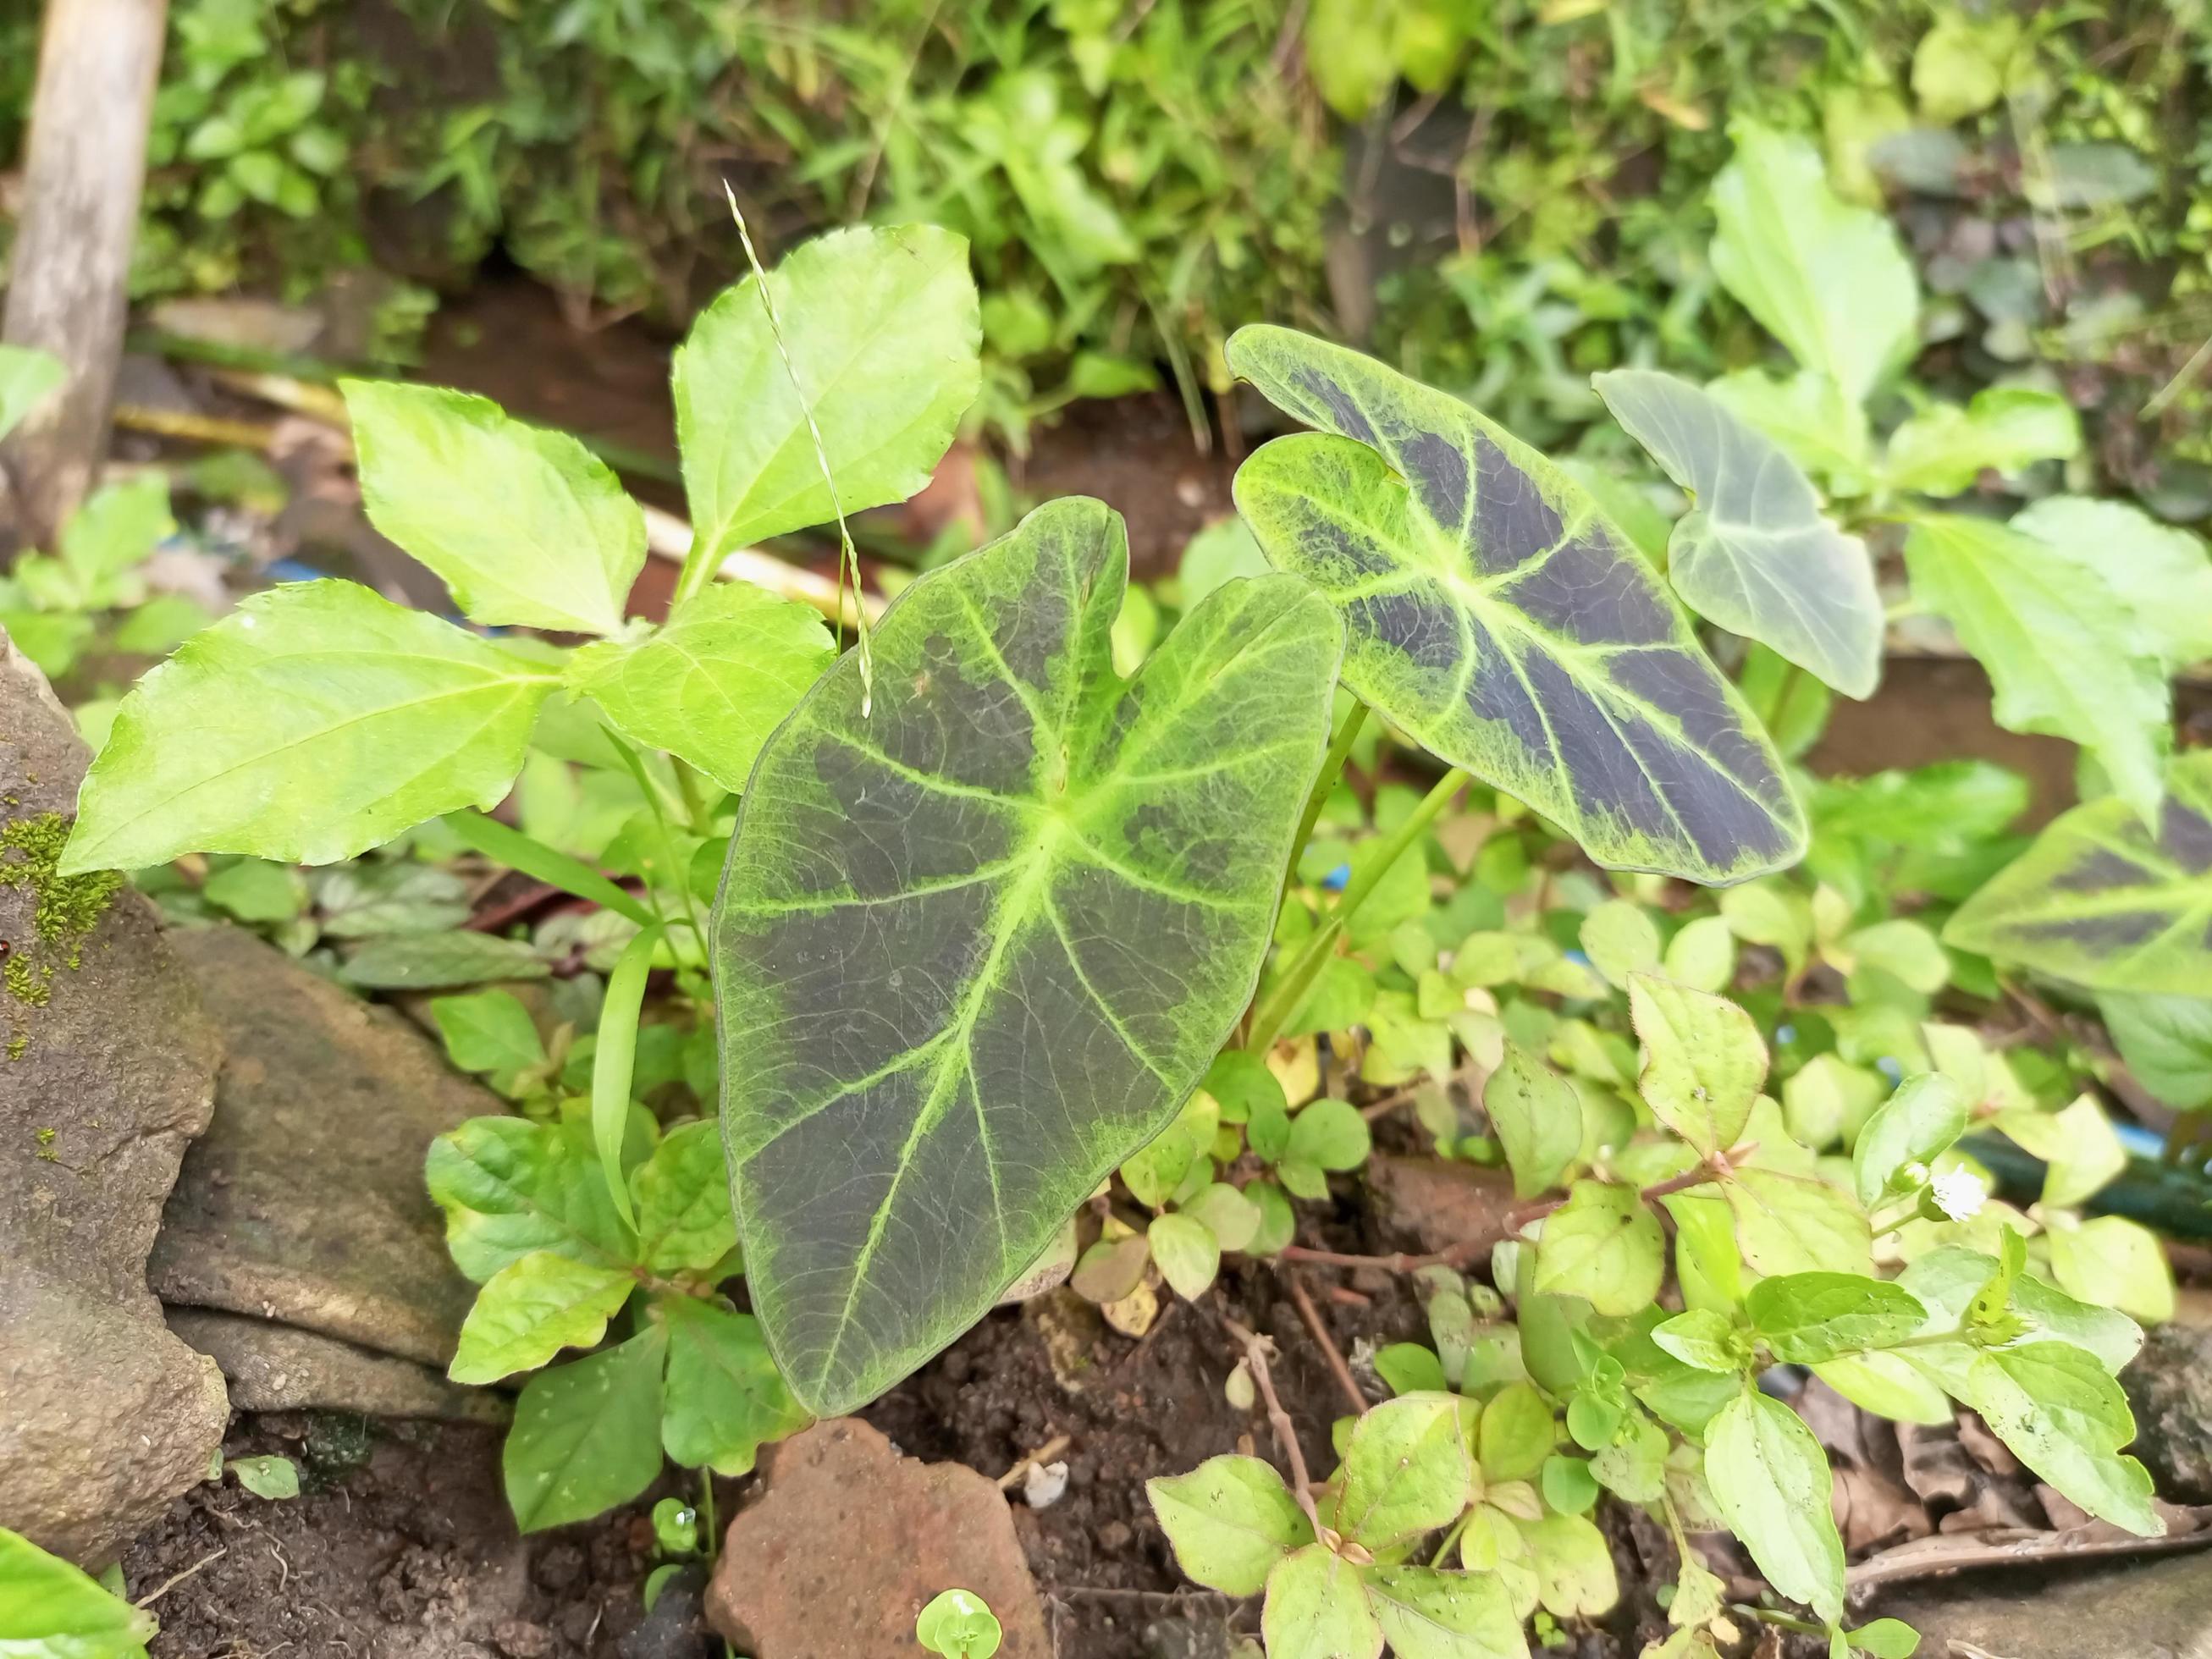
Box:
left=1874, top=1547, right=2212, bottom=1656
left=168, top=1307, right=505, bottom=1424
left=2125, top=1289, right=2212, bottom=1504
left=707, top=1419, right=1048, bottom=1659
left=150, top=924, right=502, bottom=1368
left=0, top=626, right=229, bottom=1566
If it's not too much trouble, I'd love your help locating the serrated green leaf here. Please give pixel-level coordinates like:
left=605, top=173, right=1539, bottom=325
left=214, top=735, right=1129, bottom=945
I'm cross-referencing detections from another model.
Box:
left=1950, top=1342, right=2161, bottom=1535
left=1363, top=1565, right=1528, bottom=1659
left=1593, top=370, right=1880, bottom=697
left=1483, top=1043, right=1580, bottom=1199
left=1338, top=1392, right=1474, bottom=1548
left=431, top=990, right=546, bottom=1085
left=632, top=1120, right=737, bottom=1275
left=1884, top=389, right=2080, bottom=496
left=1227, top=325, right=1803, bottom=885
left=344, top=381, right=643, bottom=635
left=1811, top=1351, right=1952, bottom=1425
left=1944, top=751, right=2212, bottom=994
left=1652, top=1309, right=1742, bottom=1373
left=1726, top=1168, right=1873, bottom=1277
left=1264, top=1545, right=1383, bottom=1659
left=568, top=581, right=834, bottom=794
left=1853, top=1072, right=1967, bottom=1207
left=2010, top=497, right=2212, bottom=677
left=1746, top=1272, right=1927, bottom=1364
left=450, top=1249, right=637, bottom=1383
left=1146, top=1455, right=1315, bottom=1596
left=0, top=1525, right=158, bottom=1658
left=0, top=344, right=65, bottom=445
left=504, top=1326, right=666, bottom=1532
left=426, top=1117, right=633, bottom=1283
left=1534, top=1182, right=1663, bottom=1317
left=1704, top=1388, right=1845, bottom=1623
left=1710, top=124, right=1919, bottom=406
left=1839, top=919, right=1950, bottom=995
left=61, top=581, right=556, bottom=874
left=714, top=499, right=1340, bottom=1414
left=1628, top=973, right=1765, bottom=1155
left=1904, top=513, right=2170, bottom=824
left=676, top=225, right=979, bottom=561
left=659, top=1297, right=808, bottom=1474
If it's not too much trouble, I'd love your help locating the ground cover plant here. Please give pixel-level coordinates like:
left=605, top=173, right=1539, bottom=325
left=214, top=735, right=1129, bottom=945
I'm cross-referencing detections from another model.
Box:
left=34, top=120, right=2212, bottom=1659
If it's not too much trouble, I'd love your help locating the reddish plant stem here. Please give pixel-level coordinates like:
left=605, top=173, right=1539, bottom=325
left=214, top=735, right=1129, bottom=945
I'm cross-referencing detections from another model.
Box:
left=1221, top=1315, right=1325, bottom=1539
left=1285, top=1269, right=1367, bottom=1415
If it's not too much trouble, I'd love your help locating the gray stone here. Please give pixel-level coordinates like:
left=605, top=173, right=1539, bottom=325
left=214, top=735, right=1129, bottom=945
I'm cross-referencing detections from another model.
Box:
left=2125, top=1289, right=2212, bottom=1504
left=0, top=626, right=229, bottom=1567
left=166, top=1307, right=506, bottom=1423
left=1873, top=1548, right=2212, bottom=1657
left=149, top=924, right=501, bottom=1367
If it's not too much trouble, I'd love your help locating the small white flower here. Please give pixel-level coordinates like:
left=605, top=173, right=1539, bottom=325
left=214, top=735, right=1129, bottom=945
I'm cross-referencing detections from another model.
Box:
left=1930, top=1167, right=1987, bottom=1221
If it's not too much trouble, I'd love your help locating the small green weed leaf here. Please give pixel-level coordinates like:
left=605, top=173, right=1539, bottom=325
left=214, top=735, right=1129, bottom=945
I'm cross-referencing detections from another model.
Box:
left=1846, top=1618, right=1921, bottom=1659
left=1264, top=1545, right=1383, bottom=1659
left=1199, top=1049, right=1286, bottom=1125
left=569, top=582, right=835, bottom=794
left=2010, top=497, right=2212, bottom=678
left=1951, top=1342, right=2161, bottom=1535
left=1565, top=1392, right=1625, bottom=1453
left=631, top=1120, right=736, bottom=1276
left=1652, top=1309, right=1742, bottom=1374
left=0, top=1524, right=157, bottom=1656
left=676, top=224, right=979, bottom=560
left=426, top=1117, right=632, bottom=1283
left=915, top=1589, right=1002, bottom=1659
left=61, top=475, right=174, bottom=594
left=1903, top=514, right=2170, bottom=824
left=1898, top=1247, right=2142, bottom=1374
left=1461, top=1507, right=1540, bottom=1618
left=1149, top=1213, right=1222, bottom=1301
left=1709, top=124, right=1918, bottom=406
left=1994, top=1094, right=2126, bottom=1209
left=1663, top=915, right=1737, bottom=995
left=1839, top=919, right=1950, bottom=995
left=1704, top=1388, right=1845, bottom=1623
left=1719, top=880, right=1812, bottom=977
left=1667, top=1192, right=1744, bottom=1312
left=1884, top=389, right=2080, bottom=497
left=431, top=990, right=546, bottom=1088
left=202, top=858, right=306, bottom=924
left=450, top=1249, right=636, bottom=1384
left=659, top=1297, right=809, bottom=1475
left=1520, top=1513, right=1619, bottom=1618
left=0, top=344, right=65, bottom=444
left=62, top=581, right=556, bottom=874
left=714, top=499, right=1340, bottom=1414
left=1592, top=370, right=1881, bottom=697
left=1379, top=1343, right=1450, bottom=1396
left=1591, top=1414, right=1669, bottom=1503
left=650, top=1496, right=697, bottom=1556
left=340, top=931, right=549, bottom=990
left=1483, top=1043, right=1580, bottom=1199
left=1726, top=1168, right=1872, bottom=1277
left=504, top=1326, right=666, bottom=1533
left=1227, top=325, right=1803, bottom=885
left=1363, top=1564, right=1529, bottom=1659
left=1146, top=1455, right=1315, bottom=1596
left=1178, top=519, right=1273, bottom=611
left=1479, top=1381, right=1556, bottom=1484
left=1784, top=1055, right=1884, bottom=1151
left=227, top=1455, right=301, bottom=1500
left=1852, top=1072, right=1967, bottom=1207
left=1580, top=899, right=1660, bottom=990
left=1912, top=10, right=2018, bottom=121
left=1338, top=1392, right=1473, bottom=1548
left=1628, top=973, right=1764, bottom=1156
left=1746, top=1273, right=1927, bottom=1364
left=1533, top=1182, right=1663, bottom=1316
left=2046, top=1215, right=2174, bottom=1325
left=1123, top=1094, right=1222, bottom=1209
left=1183, top=1182, right=1263, bottom=1254
left=1944, top=752, right=2212, bottom=994
left=1071, top=1232, right=1151, bottom=1304
left=2099, top=993, right=2212, bottom=1111
left=344, top=380, right=643, bottom=635
left=1288, top=1099, right=1371, bottom=1171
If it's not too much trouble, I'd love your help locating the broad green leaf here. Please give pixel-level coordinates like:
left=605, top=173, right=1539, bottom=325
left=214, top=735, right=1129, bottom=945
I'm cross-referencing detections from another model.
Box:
left=2011, top=496, right=2212, bottom=675
left=1943, top=752, right=2212, bottom=994
left=1338, top=1393, right=1474, bottom=1548
left=1264, top=1545, right=1383, bottom=1659
left=1950, top=1342, right=2161, bottom=1535
left=1663, top=915, right=1736, bottom=995
left=1146, top=1455, right=1316, bottom=1596
left=1484, top=1043, right=1580, bottom=1199
left=714, top=499, right=1341, bottom=1413
left=659, top=1297, right=808, bottom=1474
left=227, top=1454, right=301, bottom=1500
left=1652, top=1309, right=1743, bottom=1373
left=425, top=1117, right=632, bottom=1283
left=1746, top=1273, right=1927, bottom=1364
left=1706, top=367, right=1871, bottom=496
left=1149, top=1212, right=1222, bottom=1300
left=1592, top=370, right=1880, bottom=697
left=1363, top=1565, right=1529, bottom=1659
left=1812, top=1352, right=1952, bottom=1425
left=61, top=581, right=556, bottom=874
left=1519, top=1513, right=1618, bottom=1619
left=1853, top=1072, right=1967, bottom=1206
left=1896, top=1246, right=2143, bottom=1374
left=0, top=1525, right=157, bottom=1657
left=1704, top=1388, right=1845, bottom=1623
left=631, top=1120, right=737, bottom=1275
left=1726, top=1168, right=1873, bottom=1276
left=344, top=380, right=643, bottom=635
left=1580, top=899, right=1660, bottom=990
left=339, top=930, right=550, bottom=990
left=1993, top=1094, right=2126, bottom=1208
left=1533, top=1182, right=1663, bottom=1317
left=202, top=857, right=306, bottom=924
left=1884, top=389, right=2081, bottom=497
left=1627, top=974, right=1765, bottom=1155
left=1709, top=124, right=1919, bottom=406
left=1227, top=325, right=1804, bottom=885
left=504, top=1326, right=666, bottom=1532
left=431, top=990, right=546, bottom=1086
left=449, top=1249, right=637, bottom=1384
left=568, top=582, right=835, bottom=794
left=676, top=224, right=980, bottom=560
left=0, top=344, right=65, bottom=445
left=2045, top=1215, right=2174, bottom=1325
left=2099, top=993, right=2212, bottom=1110
left=1847, top=1619, right=1922, bottom=1659
left=1903, top=514, right=2170, bottom=824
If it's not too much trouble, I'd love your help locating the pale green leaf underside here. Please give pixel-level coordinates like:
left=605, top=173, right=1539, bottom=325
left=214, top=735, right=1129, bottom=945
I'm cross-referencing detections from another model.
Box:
left=1944, top=750, right=2212, bottom=995
left=714, top=497, right=1342, bottom=1414
left=1592, top=370, right=1881, bottom=698
left=62, top=581, right=556, bottom=874
left=676, top=223, right=982, bottom=560
left=345, top=379, right=645, bottom=636
left=1904, top=513, right=2171, bottom=824
left=1228, top=326, right=1803, bottom=885
left=569, top=581, right=835, bottom=793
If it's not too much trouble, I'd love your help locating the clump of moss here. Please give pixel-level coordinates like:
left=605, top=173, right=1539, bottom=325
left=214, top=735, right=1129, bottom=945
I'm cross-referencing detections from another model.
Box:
left=0, top=812, right=121, bottom=1006
left=4, top=1030, right=25, bottom=1061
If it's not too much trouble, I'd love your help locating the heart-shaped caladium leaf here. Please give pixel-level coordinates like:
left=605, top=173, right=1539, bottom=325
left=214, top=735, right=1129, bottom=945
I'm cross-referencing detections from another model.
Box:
left=1228, top=325, right=1805, bottom=886
left=713, top=497, right=1342, bottom=1413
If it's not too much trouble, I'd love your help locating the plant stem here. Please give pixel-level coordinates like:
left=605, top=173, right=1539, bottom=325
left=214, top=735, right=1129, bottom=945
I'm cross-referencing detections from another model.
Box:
left=672, top=531, right=721, bottom=612
left=1429, top=1510, right=1472, bottom=1568
left=1279, top=700, right=1369, bottom=906
left=1246, top=766, right=1467, bottom=1054
left=1222, top=1315, right=1327, bottom=1541
left=698, top=1467, right=720, bottom=1565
